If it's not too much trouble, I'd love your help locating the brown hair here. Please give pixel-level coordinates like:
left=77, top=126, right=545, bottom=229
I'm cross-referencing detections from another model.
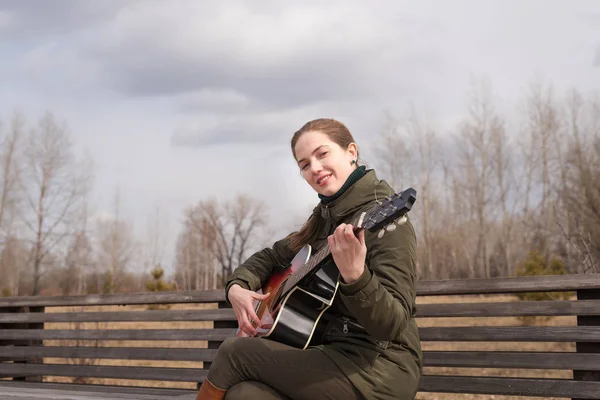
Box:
left=287, top=118, right=359, bottom=253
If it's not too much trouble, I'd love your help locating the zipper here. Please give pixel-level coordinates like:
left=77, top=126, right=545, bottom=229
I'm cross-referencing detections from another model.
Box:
left=342, top=317, right=349, bottom=334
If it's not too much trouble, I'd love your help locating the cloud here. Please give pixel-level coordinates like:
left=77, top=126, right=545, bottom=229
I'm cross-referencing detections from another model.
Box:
left=0, top=1, right=129, bottom=40
left=170, top=101, right=347, bottom=147
left=175, top=89, right=253, bottom=114
left=0, top=10, right=15, bottom=33
left=39, top=1, right=445, bottom=109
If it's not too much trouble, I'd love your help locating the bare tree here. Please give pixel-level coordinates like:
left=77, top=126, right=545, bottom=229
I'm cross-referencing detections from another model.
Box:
left=178, top=194, right=269, bottom=288
left=489, top=106, right=517, bottom=276
left=174, top=206, right=218, bottom=290
left=61, top=198, right=94, bottom=295
left=20, top=112, right=92, bottom=295
left=94, top=188, right=135, bottom=293
left=0, top=112, right=26, bottom=295
left=452, top=77, right=501, bottom=278
left=556, top=90, right=600, bottom=273
left=372, top=110, right=413, bottom=190
left=522, top=79, right=562, bottom=244
left=372, top=107, right=440, bottom=279
left=0, top=112, right=25, bottom=241
left=143, top=204, right=169, bottom=275
left=0, top=236, right=29, bottom=296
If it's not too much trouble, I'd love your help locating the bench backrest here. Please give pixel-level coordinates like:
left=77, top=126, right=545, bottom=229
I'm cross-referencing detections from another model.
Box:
left=1, top=273, right=599, bottom=398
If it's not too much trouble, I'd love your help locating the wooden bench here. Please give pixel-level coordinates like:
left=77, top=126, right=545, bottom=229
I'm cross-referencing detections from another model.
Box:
left=1, top=273, right=600, bottom=399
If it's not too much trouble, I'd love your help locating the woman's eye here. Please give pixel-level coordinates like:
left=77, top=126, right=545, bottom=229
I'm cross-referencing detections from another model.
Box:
left=318, top=151, right=328, bottom=158
left=300, top=164, right=309, bottom=171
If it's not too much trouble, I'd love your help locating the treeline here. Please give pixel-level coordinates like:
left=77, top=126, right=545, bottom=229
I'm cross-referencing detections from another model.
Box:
left=0, top=77, right=597, bottom=296
left=373, top=77, right=599, bottom=279
left=0, top=111, right=157, bottom=296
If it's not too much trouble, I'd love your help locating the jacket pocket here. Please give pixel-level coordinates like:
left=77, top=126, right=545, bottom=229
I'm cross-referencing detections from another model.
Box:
left=324, top=315, right=389, bottom=350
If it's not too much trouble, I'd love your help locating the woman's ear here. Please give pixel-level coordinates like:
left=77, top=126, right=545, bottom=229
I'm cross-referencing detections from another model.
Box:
left=348, top=142, right=358, bottom=158
left=347, top=143, right=358, bottom=163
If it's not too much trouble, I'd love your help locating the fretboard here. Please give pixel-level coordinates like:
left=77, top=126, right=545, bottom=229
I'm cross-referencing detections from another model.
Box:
left=281, top=212, right=361, bottom=295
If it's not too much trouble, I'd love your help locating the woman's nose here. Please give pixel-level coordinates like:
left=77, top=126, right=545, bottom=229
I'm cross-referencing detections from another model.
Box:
left=310, top=160, right=323, bottom=173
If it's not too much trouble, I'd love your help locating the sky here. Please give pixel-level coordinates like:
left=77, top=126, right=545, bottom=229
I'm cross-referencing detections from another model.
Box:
left=0, top=0, right=598, bottom=274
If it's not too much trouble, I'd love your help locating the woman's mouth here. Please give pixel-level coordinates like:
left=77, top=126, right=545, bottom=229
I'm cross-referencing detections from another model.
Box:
left=316, top=174, right=332, bottom=186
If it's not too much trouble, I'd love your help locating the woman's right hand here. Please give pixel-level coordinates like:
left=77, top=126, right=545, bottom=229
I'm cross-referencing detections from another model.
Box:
left=228, top=284, right=270, bottom=336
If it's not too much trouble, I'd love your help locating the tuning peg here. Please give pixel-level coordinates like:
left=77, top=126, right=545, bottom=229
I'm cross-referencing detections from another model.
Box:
left=377, top=229, right=385, bottom=238
left=386, top=222, right=396, bottom=232
left=396, top=215, right=408, bottom=225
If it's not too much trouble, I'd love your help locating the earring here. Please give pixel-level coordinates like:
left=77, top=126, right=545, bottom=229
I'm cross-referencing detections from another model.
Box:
left=351, top=159, right=356, bottom=165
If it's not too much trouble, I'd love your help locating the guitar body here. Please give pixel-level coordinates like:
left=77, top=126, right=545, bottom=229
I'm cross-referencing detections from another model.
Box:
left=236, top=245, right=340, bottom=349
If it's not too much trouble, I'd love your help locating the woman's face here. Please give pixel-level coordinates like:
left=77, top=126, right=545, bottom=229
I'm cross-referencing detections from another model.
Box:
left=294, top=130, right=357, bottom=196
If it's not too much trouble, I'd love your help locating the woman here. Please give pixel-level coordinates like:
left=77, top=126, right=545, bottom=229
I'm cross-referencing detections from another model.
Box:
left=196, top=118, right=422, bottom=400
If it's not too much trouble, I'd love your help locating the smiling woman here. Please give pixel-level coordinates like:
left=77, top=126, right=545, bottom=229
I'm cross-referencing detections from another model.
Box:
left=195, top=118, right=423, bottom=400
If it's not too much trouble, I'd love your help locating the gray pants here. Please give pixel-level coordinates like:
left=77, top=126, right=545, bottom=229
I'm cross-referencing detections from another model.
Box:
left=206, top=336, right=363, bottom=400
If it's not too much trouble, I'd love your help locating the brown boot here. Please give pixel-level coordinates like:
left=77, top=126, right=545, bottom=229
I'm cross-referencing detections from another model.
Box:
left=196, top=378, right=227, bottom=400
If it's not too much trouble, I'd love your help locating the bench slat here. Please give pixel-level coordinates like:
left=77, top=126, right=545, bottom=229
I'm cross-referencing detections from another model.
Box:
left=0, top=381, right=191, bottom=397
left=0, top=309, right=236, bottom=324
left=418, top=375, right=600, bottom=398
left=424, top=351, right=600, bottom=370
left=0, top=329, right=236, bottom=341
left=4, top=327, right=598, bottom=342
left=0, top=381, right=192, bottom=396
left=417, top=299, right=600, bottom=317
left=0, top=346, right=218, bottom=362
left=3, top=299, right=599, bottom=323
left=0, top=363, right=207, bottom=382
left=1, top=274, right=599, bottom=308
left=7, top=347, right=599, bottom=370
left=419, top=326, right=600, bottom=342
left=417, top=273, right=600, bottom=296
left=0, top=290, right=226, bottom=308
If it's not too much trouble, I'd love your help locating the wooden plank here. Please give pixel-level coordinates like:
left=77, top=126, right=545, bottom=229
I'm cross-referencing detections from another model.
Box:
left=416, top=299, right=600, bottom=318
left=0, top=309, right=236, bottom=324
left=2, top=299, right=599, bottom=323
left=0, top=290, right=226, bottom=308
left=424, top=351, right=600, bottom=370
left=0, top=363, right=207, bottom=382
left=419, top=327, right=600, bottom=342
left=1, top=274, right=598, bottom=308
left=4, top=326, right=599, bottom=343
left=0, top=381, right=192, bottom=396
left=0, top=346, right=218, bottom=362
left=418, top=375, right=600, bottom=398
left=0, top=385, right=189, bottom=399
left=0, top=329, right=236, bottom=341
left=417, top=273, right=600, bottom=296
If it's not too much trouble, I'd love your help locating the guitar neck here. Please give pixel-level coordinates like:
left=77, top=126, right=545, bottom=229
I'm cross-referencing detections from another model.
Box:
left=282, top=213, right=362, bottom=295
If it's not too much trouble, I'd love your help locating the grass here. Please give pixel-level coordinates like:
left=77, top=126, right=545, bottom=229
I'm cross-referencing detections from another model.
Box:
left=36, top=294, right=580, bottom=399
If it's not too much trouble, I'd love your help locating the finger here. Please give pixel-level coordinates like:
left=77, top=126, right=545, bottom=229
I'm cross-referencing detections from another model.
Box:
left=344, top=224, right=355, bottom=239
left=327, top=232, right=338, bottom=251
left=252, top=291, right=270, bottom=300
left=358, top=229, right=365, bottom=245
left=239, top=313, right=257, bottom=336
left=246, top=306, right=261, bottom=326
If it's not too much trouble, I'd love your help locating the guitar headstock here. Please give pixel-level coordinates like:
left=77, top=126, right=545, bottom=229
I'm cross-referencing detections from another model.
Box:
left=358, top=187, right=416, bottom=237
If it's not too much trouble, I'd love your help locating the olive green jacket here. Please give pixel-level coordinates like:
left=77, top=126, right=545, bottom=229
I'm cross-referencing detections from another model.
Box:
left=225, top=169, right=423, bottom=399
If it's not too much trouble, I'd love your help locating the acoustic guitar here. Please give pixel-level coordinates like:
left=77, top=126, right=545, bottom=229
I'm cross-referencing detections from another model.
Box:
left=236, top=187, right=417, bottom=349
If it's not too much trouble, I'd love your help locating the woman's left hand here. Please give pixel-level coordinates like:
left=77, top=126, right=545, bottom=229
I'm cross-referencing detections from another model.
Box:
left=328, top=223, right=367, bottom=284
